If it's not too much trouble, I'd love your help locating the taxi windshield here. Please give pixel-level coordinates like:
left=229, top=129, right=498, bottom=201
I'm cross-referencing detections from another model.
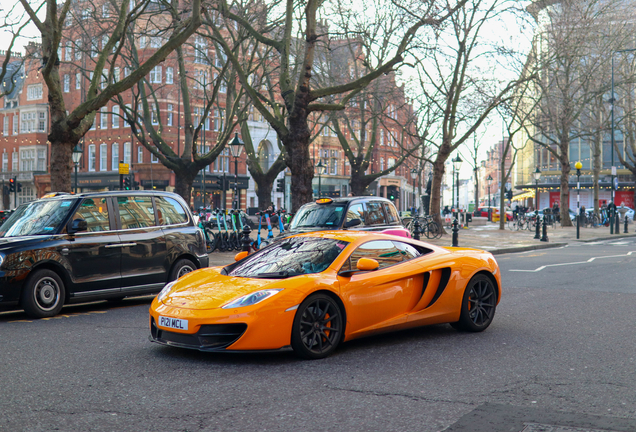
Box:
left=0, top=199, right=75, bottom=237
left=227, top=237, right=349, bottom=278
left=289, top=203, right=346, bottom=229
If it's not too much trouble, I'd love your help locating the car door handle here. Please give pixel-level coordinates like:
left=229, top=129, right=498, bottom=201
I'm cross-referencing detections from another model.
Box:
left=105, top=243, right=137, bottom=248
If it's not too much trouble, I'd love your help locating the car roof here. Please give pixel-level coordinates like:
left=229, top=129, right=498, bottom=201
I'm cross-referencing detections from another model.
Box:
left=38, top=190, right=183, bottom=201
left=301, top=196, right=394, bottom=206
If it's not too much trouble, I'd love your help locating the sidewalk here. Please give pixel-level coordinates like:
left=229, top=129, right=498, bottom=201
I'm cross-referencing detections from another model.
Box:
left=206, top=222, right=636, bottom=266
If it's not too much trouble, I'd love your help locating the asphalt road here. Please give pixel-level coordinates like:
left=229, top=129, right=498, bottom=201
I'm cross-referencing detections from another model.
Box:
left=2, top=239, right=636, bottom=432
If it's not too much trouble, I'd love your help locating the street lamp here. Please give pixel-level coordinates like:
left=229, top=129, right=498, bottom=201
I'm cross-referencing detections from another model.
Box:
left=575, top=161, right=582, bottom=239
left=410, top=168, right=417, bottom=212
left=533, top=167, right=541, bottom=239
left=486, top=174, right=493, bottom=221
left=229, top=132, right=244, bottom=210
left=72, top=143, right=83, bottom=194
left=452, top=156, right=462, bottom=212
left=316, top=160, right=326, bottom=198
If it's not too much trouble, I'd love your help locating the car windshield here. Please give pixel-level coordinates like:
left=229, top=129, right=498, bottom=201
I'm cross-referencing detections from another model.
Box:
left=0, top=199, right=75, bottom=237
left=289, top=204, right=346, bottom=229
left=227, top=237, right=349, bottom=278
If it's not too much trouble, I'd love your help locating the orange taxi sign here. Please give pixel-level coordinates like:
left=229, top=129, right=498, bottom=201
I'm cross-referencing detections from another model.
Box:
left=315, top=198, right=333, bottom=204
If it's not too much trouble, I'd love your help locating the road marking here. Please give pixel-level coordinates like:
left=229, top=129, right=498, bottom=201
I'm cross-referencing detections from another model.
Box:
left=5, top=310, right=107, bottom=324
left=509, top=251, right=636, bottom=272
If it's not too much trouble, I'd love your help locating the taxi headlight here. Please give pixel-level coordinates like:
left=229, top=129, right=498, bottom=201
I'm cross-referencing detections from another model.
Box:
left=157, top=281, right=176, bottom=302
left=222, top=289, right=282, bottom=309
left=0, top=253, right=4, bottom=268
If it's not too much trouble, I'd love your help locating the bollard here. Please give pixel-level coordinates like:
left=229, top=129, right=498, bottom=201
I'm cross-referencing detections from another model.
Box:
left=451, top=216, right=459, bottom=247
left=534, top=211, right=541, bottom=240
left=241, top=225, right=252, bottom=252
left=625, top=215, right=629, bottom=234
left=576, top=214, right=579, bottom=240
left=616, top=211, right=620, bottom=234
left=610, top=209, right=614, bottom=234
left=412, top=218, right=421, bottom=240
left=540, top=215, right=549, bottom=242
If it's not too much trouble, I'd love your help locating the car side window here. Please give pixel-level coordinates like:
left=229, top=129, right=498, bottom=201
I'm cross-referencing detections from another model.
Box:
left=155, top=196, right=188, bottom=225
left=345, top=203, right=366, bottom=227
left=392, top=241, right=421, bottom=261
left=365, top=202, right=386, bottom=226
left=118, top=196, right=156, bottom=229
left=383, top=203, right=400, bottom=224
left=72, top=198, right=110, bottom=232
left=343, top=240, right=403, bottom=271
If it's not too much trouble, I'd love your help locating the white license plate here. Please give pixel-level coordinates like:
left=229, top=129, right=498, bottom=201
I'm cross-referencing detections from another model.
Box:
left=158, top=316, right=188, bottom=331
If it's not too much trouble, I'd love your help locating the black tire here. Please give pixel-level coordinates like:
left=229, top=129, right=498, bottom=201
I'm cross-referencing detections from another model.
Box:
left=21, top=269, right=65, bottom=318
left=291, top=294, right=344, bottom=360
left=451, top=274, right=497, bottom=332
left=169, top=258, right=196, bottom=282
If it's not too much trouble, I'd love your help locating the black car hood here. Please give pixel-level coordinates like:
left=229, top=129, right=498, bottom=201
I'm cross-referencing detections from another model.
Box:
left=0, top=235, right=57, bottom=251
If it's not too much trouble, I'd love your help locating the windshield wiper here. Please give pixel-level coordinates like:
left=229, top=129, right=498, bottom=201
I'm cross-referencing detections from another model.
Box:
left=251, top=271, right=300, bottom=279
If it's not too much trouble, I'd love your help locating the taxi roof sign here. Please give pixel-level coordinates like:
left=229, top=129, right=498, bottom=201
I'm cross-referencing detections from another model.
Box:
left=315, top=198, right=333, bottom=204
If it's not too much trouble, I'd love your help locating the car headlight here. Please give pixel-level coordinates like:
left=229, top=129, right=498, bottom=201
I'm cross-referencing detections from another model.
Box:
left=222, top=289, right=282, bottom=309
left=157, top=281, right=177, bottom=302
left=0, top=253, right=4, bottom=268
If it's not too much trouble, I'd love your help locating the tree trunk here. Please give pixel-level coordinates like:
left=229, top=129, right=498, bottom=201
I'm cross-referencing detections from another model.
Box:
left=350, top=173, right=368, bottom=196
left=49, top=140, right=74, bottom=192
left=559, top=153, right=573, bottom=226
left=429, top=152, right=449, bottom=229
left=256, top=182, right=274, bottom=211
left=173, top=170, right=197, bottom=208
left=286, top=113, right=313, bottom=212
left=593, top=133, right=601, bottom=216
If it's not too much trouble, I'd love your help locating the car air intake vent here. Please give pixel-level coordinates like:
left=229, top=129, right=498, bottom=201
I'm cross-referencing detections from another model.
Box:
left=151, top=319, right=247, bottom=351
left=426, top=267, right=451, bottom=308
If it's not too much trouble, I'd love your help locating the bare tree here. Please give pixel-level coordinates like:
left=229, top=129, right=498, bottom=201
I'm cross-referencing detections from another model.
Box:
left=210, top=0, right=463, bottom=211
left=416, top=0, right=531, bottom=229
left=17, top=0, right=202, bottom=191
left=522, top=0, right=630, bottom=225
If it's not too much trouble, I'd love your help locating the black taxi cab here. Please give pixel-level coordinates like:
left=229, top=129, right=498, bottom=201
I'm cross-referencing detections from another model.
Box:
left=0, top=191, right=208, bottom=318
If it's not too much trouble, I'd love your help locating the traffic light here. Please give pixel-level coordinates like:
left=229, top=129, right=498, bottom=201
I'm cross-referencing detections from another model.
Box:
left=17, top=182, right=22, bottom=193
left=276, top=178, right=284, bottom=193
left=133, top=180, right=140, bottom=190
left=8, top=178, right=15, bottom=193
left=387, top=185, right=398, bottom=201
left=123, top=176, right=131, bottom=190
left=506, top=189, right=513, bottom=200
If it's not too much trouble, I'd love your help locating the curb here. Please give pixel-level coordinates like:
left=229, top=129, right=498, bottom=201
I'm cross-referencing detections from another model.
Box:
left=490, top=243, right=567, bottom=255
left=573, top=233, right=636, bottom=242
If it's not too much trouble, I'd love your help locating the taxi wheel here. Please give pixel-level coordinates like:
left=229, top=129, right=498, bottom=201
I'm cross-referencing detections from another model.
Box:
left=291, top=294, right=343, bottom=360
left=451, top=274, right=497, bottom=332
left=169, top=259, right=196, bottom=282
left=21, top=269, right=65, bottom=318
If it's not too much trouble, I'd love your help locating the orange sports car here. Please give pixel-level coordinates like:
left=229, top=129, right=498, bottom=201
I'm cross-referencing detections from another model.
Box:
left=149, top=231, right=501, bottom=359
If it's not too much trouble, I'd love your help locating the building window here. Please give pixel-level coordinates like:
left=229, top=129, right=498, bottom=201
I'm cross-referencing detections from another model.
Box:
left=13, top=115, right=18, bottom=135
left=167, top=104, right=173, bottom=126
left=100, top=108, right=108, bottom=129
left=380, top=157, right=384, bottom=171
left=166, top=67, right=173, bottom=84
left=215, top=49, right=226, bottom=68
left=102, top=3, right=110, bottom=17
left=123, top=142, right=131, bottom=165
left=37, top=148, right=46, bottom=171
left=88, top=145, right=96, bottom=171
left=150, top=66, right=162, bottom=83
left=137, top=146, right=143, bottom=163
left=3, top=117, right=7, bottom=136
left=27, top=84, right=43, bottom=100
left=112, top=105, right=119, bottom=128
left=11, top=151, right=17, bottom=171
left=195, top=36, right=207, bottom=64
left=151, top=107, right=159, bottom=125
left=75, top=72, right=81, bottom=89
left=100, top=143, right=107, bottom=171
left=113, top=67, right=120, bottom=83
left=17, top=185, right=35, bottom=207
left=21, top=112, right=36, bottom=133
left=74, top=39, right=82, bottom=60
left=151, top=152, right=159, bottom=163
left=63, top=74, right=70, bottom=92
left=20, top=148, right=35, bottom=171
left=2, top=152, right=7, bottom=172
left=38, top=112, right=46, bottom=132
left=111, top=143, right=119, bottom=170
left=150, top=36, right=162, bottom=48
left=65, top=41, right=72, bottom=61
left=91, top=40, right=99, bottom=58
left=139, top=36, right=147, bottom=49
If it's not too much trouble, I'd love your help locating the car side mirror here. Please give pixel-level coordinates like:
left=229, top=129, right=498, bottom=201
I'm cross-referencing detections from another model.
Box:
left=357, top=257, right=379, bottom=271
left=68, top=218, right=87, bottom=234
left=234, top=251, right=249, bottom=261
left=344, top=218, right=361, bottom=228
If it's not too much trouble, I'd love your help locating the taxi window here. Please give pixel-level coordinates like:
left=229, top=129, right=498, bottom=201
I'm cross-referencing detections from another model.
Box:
left=73, top=198, right=110, bottom=232
left=383, top=203, right=400, bottom=224
left=342, top=240, right=403, bottom=271
left=365, top=201, right=386, bottom=226
left=155, top=196, right=188, bottom=225
left=345, top=203, right=366, bottom=227
left=118, top=196, right=156, bottom=229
